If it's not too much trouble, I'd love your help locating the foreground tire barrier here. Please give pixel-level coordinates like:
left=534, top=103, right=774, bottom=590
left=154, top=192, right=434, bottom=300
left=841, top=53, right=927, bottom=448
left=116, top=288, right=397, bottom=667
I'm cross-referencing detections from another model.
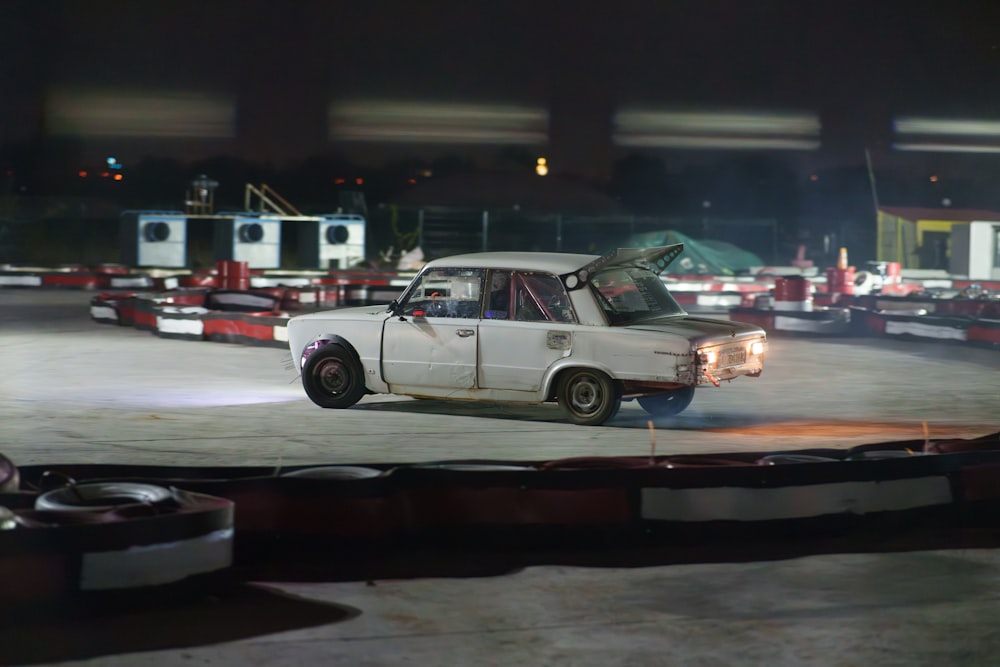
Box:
left=0, top=453, right=17, bottom=493
left=34, top=481, right=180, bottom=512
left=0, top=479, right=234, bottom=616
left=4, top=431, right=999, bottom=585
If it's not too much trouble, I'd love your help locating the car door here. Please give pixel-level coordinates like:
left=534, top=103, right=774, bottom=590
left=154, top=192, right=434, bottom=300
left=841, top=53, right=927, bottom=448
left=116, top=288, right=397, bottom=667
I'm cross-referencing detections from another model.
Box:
left=381, top=268, right=483, bottom=390
left=478, top=271, right=577, bottom=391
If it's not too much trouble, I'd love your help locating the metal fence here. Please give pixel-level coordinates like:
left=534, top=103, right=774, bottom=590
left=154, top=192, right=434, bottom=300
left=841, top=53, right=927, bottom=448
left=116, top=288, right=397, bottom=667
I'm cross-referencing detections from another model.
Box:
left=371, top=206, right=779, bottom=263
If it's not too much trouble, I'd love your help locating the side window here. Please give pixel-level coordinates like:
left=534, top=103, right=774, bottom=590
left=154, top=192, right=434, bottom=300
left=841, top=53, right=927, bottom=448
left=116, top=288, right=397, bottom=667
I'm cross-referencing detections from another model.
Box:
left=513, top=272, right=576, bottom=323
left=402, top=268, right=484, bottom=318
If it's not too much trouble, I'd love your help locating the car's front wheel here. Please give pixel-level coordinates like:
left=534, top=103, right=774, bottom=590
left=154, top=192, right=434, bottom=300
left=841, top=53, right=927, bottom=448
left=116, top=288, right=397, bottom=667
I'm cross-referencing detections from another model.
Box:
left=637, top=386, right=695, bottom=418
left=301, top=344, right=366, bottom=409
left=557, top=368, right=621, bottom=426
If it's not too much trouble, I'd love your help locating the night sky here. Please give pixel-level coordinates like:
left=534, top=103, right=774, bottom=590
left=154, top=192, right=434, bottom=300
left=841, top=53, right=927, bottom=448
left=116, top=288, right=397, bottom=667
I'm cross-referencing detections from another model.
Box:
left=4, top=1, right=1000, bottom=178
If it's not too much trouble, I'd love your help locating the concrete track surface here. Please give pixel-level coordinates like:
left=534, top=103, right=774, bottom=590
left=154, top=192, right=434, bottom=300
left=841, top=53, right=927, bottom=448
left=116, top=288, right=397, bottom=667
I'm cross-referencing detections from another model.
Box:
left=2, top=289, right=1000, bottom=666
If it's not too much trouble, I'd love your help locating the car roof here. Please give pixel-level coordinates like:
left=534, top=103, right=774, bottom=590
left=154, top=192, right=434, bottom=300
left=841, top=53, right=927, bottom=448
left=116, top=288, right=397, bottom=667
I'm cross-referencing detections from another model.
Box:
left=424, top=251, right=600, bottom=274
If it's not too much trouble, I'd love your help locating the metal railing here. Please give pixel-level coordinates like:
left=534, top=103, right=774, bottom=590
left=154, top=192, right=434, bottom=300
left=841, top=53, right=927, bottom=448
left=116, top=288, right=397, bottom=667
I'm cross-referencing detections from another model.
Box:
left=243, top=184, right=304, bottom=217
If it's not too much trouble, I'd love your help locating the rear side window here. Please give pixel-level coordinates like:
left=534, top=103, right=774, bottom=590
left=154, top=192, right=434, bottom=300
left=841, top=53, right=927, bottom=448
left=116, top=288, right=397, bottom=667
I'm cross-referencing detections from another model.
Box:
left=591, top=266, right=685, bottom=325
left=486, top=271, right=576, bottom=323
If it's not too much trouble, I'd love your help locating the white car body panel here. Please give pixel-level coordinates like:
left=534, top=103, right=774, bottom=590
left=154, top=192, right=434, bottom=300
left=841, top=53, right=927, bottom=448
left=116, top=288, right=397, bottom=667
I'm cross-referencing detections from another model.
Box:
left=382, top=316, right=479, bottom=389
left=478, top=320, right=574, bottom=391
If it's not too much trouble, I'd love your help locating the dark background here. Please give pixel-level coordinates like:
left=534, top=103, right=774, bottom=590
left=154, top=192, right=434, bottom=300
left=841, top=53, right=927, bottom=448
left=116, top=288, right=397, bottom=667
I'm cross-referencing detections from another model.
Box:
left=3, top=1, right=1000, bottom=265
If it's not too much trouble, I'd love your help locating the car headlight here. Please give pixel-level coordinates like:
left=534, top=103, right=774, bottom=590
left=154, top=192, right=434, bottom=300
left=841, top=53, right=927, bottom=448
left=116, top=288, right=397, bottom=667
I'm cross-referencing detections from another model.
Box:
left=750, top=341, right=764, bottom=356
left=699, top=349, right=717, bottom=365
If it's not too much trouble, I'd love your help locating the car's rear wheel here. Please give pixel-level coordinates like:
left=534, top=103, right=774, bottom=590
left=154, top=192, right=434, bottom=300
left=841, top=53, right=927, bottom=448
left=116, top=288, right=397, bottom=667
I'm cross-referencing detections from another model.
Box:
left=301, top=344, right=366, bottom=409
left=637, top=386, right=695, bottom=418
left=557, top=368, right=621, bottom=426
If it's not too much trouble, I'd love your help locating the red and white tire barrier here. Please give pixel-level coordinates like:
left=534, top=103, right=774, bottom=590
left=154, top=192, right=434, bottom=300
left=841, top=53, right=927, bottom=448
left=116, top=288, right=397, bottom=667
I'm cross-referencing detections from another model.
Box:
left=155, top=306, right=212, bottom=341
left=0, top=481, right=233, bottom=612
left=728, top=306, right=852, bottom=335
left=11, top=431, right=1000, bottom=568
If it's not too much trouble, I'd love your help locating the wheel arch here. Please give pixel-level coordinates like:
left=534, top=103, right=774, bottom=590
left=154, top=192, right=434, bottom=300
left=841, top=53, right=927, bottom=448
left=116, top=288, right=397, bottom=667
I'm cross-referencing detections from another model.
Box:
left=299, top=334, right=361, bottom=369
left=542, top=359, right=619, bottom=401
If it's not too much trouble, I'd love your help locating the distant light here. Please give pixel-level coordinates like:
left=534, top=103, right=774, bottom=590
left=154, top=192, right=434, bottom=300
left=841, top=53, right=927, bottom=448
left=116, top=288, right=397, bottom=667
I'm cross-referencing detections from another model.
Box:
left=895, top=117, right=1000, bottom=137
left=113, top=173, right=123, bottom=181
left=929, top=174, right=939, bottom=182
left=407, top=178, right=417, bottom=185
left=78, top=170, right=88, bottom=178
left=47, top=87, right=236, bottom=138
left=616, top=134, right=821, bottom=150
left=101, top=172, right=110, bottom=178
left=893, top=142, right=1000, bottom=153
left=106, top=156, right=117, bottom=165
left=329, top=100, right=549, bottom=145
left=809, top=174, right=819, bottom=181
left=893, top=116, right=1000, bottom=153
left=334, top=177, right=346, bottom=185
left=536, top=157, right=548, bottom=176
left=421, top=169, right=433, bottom=178
left=942, top=198, right=952, bottom=207
left=613, top=108, right=821, bottom=151
left=355, top=177, right=364, bottom=185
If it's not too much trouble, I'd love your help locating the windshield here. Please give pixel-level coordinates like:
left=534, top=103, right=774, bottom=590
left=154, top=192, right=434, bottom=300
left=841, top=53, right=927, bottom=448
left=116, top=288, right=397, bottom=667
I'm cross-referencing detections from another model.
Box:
left=590, top=266, right=686, bottom=325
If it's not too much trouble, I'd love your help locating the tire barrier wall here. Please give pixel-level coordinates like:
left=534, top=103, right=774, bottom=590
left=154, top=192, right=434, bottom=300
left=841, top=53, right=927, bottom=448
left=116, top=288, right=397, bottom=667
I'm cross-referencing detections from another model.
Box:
left=89, top=274, right=413, bottom=347
left=4, top=431, right=999, bottom=611
left=731, top=289, right=1000, bottom=344
left=8, top=431, right=1000, bottom=562
left=0, top=479, right=234, bottom=616
left=0, top=258, right=986, bottom=346
left=94, top=283, right=1000, bottom=348
left=6, top=263, right=1000, bottom=294
left=1, top=265, right=408, bottom=293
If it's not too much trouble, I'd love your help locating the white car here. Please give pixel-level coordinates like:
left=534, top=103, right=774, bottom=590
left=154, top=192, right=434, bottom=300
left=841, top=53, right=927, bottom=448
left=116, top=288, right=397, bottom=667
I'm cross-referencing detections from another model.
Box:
left=287, top=244, right=766, bottom=426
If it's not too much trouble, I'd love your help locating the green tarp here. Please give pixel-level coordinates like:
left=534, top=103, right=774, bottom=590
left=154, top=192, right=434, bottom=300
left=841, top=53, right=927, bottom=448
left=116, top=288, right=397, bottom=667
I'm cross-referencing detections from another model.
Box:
left=618, top=230, right=763, bottom=276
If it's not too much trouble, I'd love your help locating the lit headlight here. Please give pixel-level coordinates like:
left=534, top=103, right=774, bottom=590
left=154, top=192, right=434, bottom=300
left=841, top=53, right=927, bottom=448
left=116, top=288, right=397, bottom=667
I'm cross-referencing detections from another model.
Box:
left=750, top=341, right=764, bottom=355
left=699, top=349, right=717, bottom=365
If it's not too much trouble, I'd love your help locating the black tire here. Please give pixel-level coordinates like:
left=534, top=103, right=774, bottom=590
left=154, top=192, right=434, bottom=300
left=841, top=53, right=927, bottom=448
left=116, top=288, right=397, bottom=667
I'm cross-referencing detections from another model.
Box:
left=35, top=482, right=177, bottom=512
left=637, top=387, right=695, bottom=418
left=301, top=344, right=366, bottom=409
left=0, top=453, right=19, bottom=493
left=557, top=368, right=621, bottom=426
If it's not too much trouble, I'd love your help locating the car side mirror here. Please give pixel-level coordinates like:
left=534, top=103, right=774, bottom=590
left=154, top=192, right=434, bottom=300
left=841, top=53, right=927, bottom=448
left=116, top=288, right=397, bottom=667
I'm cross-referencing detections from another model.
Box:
left=388, top=300, right=406, bottom=320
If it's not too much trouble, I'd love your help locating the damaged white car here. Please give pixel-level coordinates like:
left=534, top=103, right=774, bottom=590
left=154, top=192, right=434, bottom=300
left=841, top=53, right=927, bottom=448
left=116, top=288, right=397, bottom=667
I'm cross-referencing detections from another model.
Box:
left=287, top=245, right=766, bottom=425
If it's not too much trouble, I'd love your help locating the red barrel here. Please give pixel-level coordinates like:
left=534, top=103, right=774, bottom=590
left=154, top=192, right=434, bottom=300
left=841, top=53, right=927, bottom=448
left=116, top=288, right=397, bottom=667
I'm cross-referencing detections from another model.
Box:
left=216, top=260, right=250, bottom=291
left=773, top=276, right=813, bottom=311
left=825, top=267, right=855, bottom=295
left=230, top=261, right=250, bottom=290
left=215, top=260, right=228, bottom=287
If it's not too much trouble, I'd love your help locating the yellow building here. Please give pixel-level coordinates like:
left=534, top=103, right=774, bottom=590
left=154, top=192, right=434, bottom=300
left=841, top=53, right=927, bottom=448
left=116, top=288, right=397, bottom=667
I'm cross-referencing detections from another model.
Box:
left=876, top=206, right=1000, bottom=269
